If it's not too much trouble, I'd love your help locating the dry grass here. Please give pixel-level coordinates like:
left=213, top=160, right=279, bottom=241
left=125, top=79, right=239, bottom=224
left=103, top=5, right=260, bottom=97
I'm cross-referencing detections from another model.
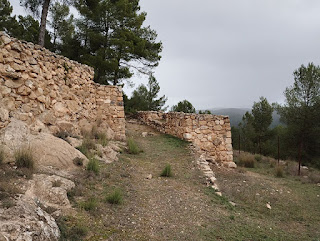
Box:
left=15, top=147, right=34, bottom=169
left=237, top=153, right=255, bottom=168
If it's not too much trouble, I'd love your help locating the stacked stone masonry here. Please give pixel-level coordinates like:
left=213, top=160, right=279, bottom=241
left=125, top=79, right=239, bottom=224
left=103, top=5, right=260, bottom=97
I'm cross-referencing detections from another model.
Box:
left=138, top=111, right=233, bottom=163
left=0, top=32, right=125, bottom=140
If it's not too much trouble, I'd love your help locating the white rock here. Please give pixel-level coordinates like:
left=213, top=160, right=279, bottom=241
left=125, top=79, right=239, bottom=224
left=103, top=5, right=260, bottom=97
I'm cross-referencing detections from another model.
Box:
left=266, top=203, right=272, bottom=209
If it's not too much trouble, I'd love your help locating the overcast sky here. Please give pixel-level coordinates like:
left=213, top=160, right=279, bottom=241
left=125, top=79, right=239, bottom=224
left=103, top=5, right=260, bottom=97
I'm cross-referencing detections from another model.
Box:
left=9, top=0, right=320, bottom=109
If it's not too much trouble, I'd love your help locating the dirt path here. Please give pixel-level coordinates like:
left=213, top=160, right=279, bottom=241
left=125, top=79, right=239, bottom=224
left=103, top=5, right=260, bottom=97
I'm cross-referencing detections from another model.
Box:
left=94, top=121, right=219, bottom=240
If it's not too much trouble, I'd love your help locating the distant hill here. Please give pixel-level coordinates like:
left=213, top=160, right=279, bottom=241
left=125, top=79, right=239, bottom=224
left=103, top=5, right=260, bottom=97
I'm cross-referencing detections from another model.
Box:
left=202, top=108, right=282, bottom=128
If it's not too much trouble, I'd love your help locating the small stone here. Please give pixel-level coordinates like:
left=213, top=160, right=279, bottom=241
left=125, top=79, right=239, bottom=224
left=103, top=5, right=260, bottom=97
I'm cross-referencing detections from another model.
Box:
left=1, top=34, right=11, bottom=44
left=146, top=174, right=152, bottom=180
left=209, top=176, right=216, bottom=183
left=229, top=201, right=236, bottom=207
left=216, top=192, right=222, bottom=197
left=266, top=203, right=271, bottom=209
left=142, top=132, right=148, bottom=137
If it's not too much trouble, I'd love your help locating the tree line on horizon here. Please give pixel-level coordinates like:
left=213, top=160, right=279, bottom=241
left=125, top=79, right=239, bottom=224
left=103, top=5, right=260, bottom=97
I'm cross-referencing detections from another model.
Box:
left=232, top=63, right=320, bottom=169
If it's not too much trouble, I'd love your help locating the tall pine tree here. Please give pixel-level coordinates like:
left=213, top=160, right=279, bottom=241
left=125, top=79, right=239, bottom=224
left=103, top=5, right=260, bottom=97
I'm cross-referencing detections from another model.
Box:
left=75, top=0, right=162, bottom=85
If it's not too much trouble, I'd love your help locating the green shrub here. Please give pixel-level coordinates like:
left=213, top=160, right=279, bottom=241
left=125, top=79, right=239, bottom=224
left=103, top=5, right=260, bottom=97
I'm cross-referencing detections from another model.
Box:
left=87, top=158, right=99, bottom=174
left=275, top=166, right=284, bottom=178
left=73, top=157, right=84, bottom=166
left=127, top=137, right=141, bottom=154
left=106, top=189, right=123, bottom=204
left=15, top=148, right=34, bottom=169
left=57, top=216, right=88, bottom=241
left=82, top=138, right=96, bottom=150
left=254, top=154, right=262, bottom=162
left=237, top=153, right=255, bottom=168
left=79, top=197, right=97, bottom=211
left=97, top=133, right=108, bottom=147
left=161, top=164, right=173, bottom=177
left=76, top=138, right=96, bottom=158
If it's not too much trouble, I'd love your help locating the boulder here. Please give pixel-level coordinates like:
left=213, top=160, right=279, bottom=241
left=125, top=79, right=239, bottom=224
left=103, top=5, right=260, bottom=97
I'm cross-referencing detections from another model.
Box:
left=0, top=119, right=88, bottom=169
left=0, top=196, right=60, bottom=241
left=25, top=174, right=75, bottom=210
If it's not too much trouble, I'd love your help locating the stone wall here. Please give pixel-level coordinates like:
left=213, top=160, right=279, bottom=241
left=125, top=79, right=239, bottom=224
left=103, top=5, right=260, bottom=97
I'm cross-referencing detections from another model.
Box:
left=138, top=111, right=233, bottom=163
left=0, top=32, right=125, bottom=140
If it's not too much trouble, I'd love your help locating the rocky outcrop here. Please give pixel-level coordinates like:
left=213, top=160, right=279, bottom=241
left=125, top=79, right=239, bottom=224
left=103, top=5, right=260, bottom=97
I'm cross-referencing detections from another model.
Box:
left=0, top=119, right=88, bottom=169
left=0, top=31, right=125, bottom=140
left=0, top=196, right=60, bottom=241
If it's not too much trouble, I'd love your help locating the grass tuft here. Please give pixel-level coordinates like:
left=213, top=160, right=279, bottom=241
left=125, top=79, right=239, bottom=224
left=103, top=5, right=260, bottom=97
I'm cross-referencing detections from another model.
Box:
left=106, top=189, right=123, bottom=204
left=87, top=158, right=99, bottom=174
left=237, top=153, right=255, bottom=168
left=160, top=164, right=173, bottom=177
left=127, top=137, right=141, bottom=154
left=254, top=154, right=262, bottom=162
left=57, top=216, right=88, bottom=241
left=0, top=147, right=4, bottom=164
left=79, top=197, right=98, bottom=211
left=15, top=148, right=34, bottom=169
left=275, top=165, right=284, bottom=178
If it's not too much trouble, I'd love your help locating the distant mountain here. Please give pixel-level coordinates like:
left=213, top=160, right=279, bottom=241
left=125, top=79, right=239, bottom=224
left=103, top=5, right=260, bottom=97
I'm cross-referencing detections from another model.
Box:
left=202, top=108, right=282, bottom=128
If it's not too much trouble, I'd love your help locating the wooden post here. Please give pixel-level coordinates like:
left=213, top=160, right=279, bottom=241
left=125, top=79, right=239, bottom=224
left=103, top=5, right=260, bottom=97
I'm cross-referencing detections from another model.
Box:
left=298, top=142, right=303, bottom=176
left=239, top=134, right=240, bottom=155
left=278, top=135, right=280, bottom=165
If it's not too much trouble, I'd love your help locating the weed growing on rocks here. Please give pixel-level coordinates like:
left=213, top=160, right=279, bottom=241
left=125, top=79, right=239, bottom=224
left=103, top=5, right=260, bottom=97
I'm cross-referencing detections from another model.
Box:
left=161, top=164, right=173, bottom=177
left=0, top=147, right=4, bottom=164
left=15, top=148, right=34, bottom=169
left=106, top=189, right=123, bottom=204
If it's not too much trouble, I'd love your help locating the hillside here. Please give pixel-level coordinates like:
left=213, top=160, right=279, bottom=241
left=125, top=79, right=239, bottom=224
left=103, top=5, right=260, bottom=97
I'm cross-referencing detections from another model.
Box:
left=208, top=108, right=282, bottom=128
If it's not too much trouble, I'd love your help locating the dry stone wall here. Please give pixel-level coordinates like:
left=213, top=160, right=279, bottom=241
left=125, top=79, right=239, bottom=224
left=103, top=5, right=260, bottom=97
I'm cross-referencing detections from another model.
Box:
left=138, top=111, right=233, bottom=163
left=0, top=32, right=125, bottom=140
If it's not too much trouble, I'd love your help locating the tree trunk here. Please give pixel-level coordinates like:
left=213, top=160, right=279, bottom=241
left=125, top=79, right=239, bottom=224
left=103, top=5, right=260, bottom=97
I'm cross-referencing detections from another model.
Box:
left=38, top=0, right=51, bottom=47
left=298, top=141, right=303, bottom=176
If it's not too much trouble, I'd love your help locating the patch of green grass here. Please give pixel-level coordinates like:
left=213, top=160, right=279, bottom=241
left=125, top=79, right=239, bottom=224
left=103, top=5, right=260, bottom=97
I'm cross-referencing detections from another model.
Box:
left=15, top=148, right=34, bottom=169
left=160, top=164, right=173, bottom=177
left=204, top=187, right=235, bottom=211
left=164, top=134, right=188, bottom=148
left=57, top=216, right=88, bottom=241
left=106, top=189, right=123, bottom=205
left=87, top=158, right=100, bottom=174
left=127, top=137, right=141, bottom=154
left=79, top=197, right=98, bottom=212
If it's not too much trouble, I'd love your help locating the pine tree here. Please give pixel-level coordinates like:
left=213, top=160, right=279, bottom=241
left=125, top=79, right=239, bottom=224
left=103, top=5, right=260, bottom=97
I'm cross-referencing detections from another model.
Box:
left=75, top=0, right=162, bottom=85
